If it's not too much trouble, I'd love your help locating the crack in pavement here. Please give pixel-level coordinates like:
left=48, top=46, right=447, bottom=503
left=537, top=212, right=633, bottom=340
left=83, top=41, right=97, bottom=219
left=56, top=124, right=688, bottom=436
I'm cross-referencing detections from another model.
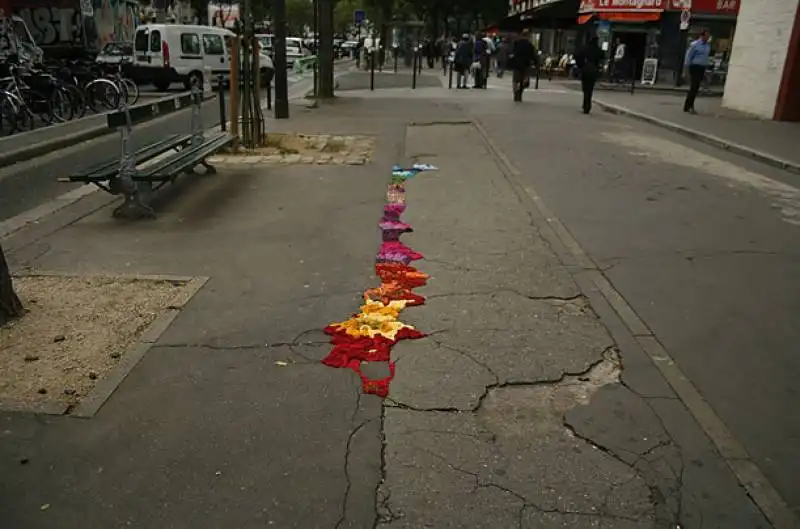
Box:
left=385, top=345, right=619, bottom=414
left=413, top=443, right=649, bottom=526
left=334, top=416, right=375, bottom=529
left=426, top=290, right=584, bottom=303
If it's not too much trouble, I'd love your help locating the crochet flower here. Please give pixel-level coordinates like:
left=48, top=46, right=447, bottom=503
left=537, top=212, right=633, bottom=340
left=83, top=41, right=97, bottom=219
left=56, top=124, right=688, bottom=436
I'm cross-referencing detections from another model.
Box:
left=325, top=300, right=421, bottom=341
left=375, top=262, right=429, bottom=288
left=364, top=281, right=425, bottom=306
left=386, top=188, right=405, bottom=205
left=377, top=241, right=423, bottom=264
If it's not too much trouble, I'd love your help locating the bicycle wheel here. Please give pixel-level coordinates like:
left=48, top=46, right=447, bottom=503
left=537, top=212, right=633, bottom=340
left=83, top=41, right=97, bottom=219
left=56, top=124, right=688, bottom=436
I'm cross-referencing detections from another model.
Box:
left=122, top=78, right=139, bottom=105
left=50, top=87, right=73, bottom=122
left=0, top=95, right=17, bottom=136
left=86, top=80, right=120, bottom=111
left=27, top=89, right=54, bottom=125
left=65, top=83, right=86, bottom=118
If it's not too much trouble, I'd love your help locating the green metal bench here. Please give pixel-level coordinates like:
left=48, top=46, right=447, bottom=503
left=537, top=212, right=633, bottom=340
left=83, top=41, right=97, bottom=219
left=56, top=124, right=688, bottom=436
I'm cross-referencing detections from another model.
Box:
left=59, top=87, right=233, bottom=219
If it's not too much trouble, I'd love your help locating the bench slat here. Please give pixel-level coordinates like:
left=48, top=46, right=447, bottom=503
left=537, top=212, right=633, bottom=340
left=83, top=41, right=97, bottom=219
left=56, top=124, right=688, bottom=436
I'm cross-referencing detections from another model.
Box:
left=136, top=132, right=233, bottom=181
left=68, top=134, right=191, bottom=182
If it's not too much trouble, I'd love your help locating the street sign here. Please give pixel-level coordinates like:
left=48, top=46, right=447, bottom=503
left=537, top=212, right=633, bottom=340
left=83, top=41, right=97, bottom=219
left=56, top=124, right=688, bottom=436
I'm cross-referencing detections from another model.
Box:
left=596, top=20, right=611, bottom=37
left=353, top=9, right=365, bottom=25
left=679, top=8, right=691, bottom=30
left=81, top=0, right=93, bottom=17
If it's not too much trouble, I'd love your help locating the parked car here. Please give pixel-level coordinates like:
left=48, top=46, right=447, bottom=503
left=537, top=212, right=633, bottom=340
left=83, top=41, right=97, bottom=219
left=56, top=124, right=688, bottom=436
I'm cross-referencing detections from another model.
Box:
left=132, top=24, right=273, bottom=90
left=95, top=41, right=133, bottom=65
left=256, top=33, right=274, bottom=56
left=339, top=40, right=358, bottom=59
left=286, top=37, right=309, bottom=68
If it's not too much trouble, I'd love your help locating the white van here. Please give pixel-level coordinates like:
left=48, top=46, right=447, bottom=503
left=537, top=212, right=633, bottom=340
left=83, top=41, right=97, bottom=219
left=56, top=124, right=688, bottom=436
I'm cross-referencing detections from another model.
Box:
left=132, top=24, right=273, bottom=91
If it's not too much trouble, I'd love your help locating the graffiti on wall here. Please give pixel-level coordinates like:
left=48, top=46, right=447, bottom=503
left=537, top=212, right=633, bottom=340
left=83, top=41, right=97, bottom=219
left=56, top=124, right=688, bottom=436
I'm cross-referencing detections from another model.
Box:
left=12, top=5, right=81, bottom=45
left=94, top=0, right=136, bottom=46
left=9, top=0, right=135, bottom=49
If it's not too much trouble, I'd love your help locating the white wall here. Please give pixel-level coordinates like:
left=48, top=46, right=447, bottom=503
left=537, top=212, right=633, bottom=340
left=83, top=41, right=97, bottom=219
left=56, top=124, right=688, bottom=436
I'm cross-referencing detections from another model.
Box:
left=723, top=0, right=800, bottom=118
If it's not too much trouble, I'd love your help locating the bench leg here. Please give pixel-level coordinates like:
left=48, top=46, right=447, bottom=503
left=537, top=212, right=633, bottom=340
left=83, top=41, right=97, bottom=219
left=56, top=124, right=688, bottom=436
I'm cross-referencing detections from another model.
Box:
left=112, top=182, right=156, bottom=220
left=201, top=160, right=217, bottom=174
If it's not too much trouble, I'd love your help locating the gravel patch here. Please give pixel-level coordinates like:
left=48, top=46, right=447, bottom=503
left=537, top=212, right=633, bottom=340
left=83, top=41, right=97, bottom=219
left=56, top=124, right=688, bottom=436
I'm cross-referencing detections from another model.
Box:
left=0, top=275, right=184, bottom=411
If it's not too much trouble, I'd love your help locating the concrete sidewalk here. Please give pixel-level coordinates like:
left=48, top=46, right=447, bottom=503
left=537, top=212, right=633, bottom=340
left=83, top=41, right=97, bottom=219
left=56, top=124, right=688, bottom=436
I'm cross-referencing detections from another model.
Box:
left=586, top=90, right=800, bottom=174
left=0, top=92, right=785, bottom=528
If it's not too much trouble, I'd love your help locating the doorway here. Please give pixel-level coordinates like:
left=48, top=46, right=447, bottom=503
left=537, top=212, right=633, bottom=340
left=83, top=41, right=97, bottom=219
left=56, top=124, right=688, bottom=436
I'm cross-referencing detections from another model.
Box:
left=612, top=31, right=647, bottom=80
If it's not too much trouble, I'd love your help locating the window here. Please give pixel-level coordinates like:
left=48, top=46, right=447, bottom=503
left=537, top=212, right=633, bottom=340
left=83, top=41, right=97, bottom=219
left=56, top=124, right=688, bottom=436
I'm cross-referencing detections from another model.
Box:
left=181, top=33, right=201, bottom=55
left=203, top=34, right=224, bottom=55
left=135, top=29, right=148, bottom=52
left=150, top=30, right=161, bottom=52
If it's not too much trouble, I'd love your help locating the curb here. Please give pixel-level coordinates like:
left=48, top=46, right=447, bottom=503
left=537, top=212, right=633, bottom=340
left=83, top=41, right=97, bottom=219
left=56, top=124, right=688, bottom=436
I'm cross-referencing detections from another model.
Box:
left=595, top=100, right=800, bottom=175
left=0, top=122, right=111, bottom=169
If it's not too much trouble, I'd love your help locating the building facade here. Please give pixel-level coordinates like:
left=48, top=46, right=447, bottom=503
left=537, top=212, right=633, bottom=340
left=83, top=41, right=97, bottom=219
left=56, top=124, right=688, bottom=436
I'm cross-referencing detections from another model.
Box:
left=578, top=0, right=739, bottom=85
left=723, top=0, right=800, bottom=121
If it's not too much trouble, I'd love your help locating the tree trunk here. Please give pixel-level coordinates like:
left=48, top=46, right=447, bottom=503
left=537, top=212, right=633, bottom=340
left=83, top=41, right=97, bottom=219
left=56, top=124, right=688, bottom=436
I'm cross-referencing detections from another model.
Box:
left=0, top=243, right=22, bottom=326
left=318, top=0, right=335, bottom=98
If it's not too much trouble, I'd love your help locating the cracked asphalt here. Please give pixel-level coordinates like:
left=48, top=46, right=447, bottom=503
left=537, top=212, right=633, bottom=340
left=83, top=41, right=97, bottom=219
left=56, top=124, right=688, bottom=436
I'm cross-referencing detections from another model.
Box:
left=0, top=91, right=797, bottom=528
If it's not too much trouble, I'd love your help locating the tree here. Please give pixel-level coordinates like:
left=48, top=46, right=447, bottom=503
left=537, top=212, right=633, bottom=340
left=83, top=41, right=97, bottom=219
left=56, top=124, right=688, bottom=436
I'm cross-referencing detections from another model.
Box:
left=333, top=0, right=364, bottom=34
left=286, top=0, right=314, bottom=35
left=318, top=0, right=335, bottom=97
left=0, top=243, right=22, bottom=326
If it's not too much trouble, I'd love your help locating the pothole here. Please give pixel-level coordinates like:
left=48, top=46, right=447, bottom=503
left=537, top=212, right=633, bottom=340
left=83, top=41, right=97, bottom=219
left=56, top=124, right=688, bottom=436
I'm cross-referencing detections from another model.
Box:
left=478, top=347, right=622, bottom=437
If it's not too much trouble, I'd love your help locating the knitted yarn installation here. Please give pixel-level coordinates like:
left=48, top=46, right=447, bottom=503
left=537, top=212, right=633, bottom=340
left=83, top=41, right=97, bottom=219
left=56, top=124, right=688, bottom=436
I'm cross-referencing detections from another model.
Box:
left=322, top=164, right=437, bottom=397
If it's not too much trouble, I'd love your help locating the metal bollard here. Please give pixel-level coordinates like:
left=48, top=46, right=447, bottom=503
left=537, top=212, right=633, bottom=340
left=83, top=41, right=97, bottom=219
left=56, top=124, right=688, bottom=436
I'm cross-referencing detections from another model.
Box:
left=379, top=47, right=383, bottom=72
left=630, top=63, right=636, bottom=95
left=370, top=49, right=376, bottom=91
left=417, top=51, right=422, bottom=74
left=448, top=60, right=453, bottom=89
left=217, top=73, right=226, bottom=132
left=535, top=66, right=540, bottom=90
left=393, top=48, right=398, bottom=73
left=412, top=51, right=418, bottom=89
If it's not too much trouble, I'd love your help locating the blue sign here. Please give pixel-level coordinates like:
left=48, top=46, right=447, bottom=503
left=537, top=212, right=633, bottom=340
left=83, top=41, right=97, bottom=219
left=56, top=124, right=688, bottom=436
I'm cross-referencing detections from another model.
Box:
left=354, top=9, right=365, bottom=25
left=596, top=20, right=611, bottom=36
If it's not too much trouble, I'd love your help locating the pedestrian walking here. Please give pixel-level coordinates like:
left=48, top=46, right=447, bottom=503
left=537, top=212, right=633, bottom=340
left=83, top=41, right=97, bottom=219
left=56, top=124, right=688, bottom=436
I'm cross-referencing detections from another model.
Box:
left=509, top=29, right=535, bottom=102
left=495, top=38, right=509, bottom=78
left=473, top=33, right=488, bottom=89
left=683, top=30, right=711, bottom=114
left=454, top=34, right=473, bottom=89
left=481, top=33, right=495, bottom=85
left=575, top=35, right=603, bottom=114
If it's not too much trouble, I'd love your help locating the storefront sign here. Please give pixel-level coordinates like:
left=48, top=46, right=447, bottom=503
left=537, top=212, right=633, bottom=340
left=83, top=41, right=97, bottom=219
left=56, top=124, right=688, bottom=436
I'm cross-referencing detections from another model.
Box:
left=669, top=0, right=737, bottom=12
left=580, top=0, right=665, bottom=12
left=510, top=0, right=564, bottom=17
left=596, top=0, right=665, bottom=10
left=690, top=0, right=738, bottom=13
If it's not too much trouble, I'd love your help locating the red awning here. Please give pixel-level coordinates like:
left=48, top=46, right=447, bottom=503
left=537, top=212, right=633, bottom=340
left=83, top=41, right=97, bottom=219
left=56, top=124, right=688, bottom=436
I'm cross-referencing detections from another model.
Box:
left=597, top=11, right=661, bottom=22
left=577, top=14, right=594, bottom=24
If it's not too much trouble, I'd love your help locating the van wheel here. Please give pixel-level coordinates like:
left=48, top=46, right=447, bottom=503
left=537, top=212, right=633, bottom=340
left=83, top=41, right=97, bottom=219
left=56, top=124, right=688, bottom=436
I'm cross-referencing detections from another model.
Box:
left=185, top=71, right=203, bottom=91
left=154, top=80, right=170, bottom=91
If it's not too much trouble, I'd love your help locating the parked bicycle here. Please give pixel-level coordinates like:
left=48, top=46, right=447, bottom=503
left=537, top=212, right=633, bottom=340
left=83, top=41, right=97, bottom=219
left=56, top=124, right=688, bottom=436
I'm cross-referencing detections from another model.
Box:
left=0, top=54, right=139, bottom=136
